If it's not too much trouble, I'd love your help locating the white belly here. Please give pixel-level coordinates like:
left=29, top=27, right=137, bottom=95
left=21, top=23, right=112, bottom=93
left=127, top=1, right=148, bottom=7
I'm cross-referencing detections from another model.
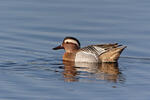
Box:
left=75, top=51, right=99, bottom=63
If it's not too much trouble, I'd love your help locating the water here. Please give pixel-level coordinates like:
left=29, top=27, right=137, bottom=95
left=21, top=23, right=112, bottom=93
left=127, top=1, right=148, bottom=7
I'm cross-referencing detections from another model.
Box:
left=0, top=0, right=150, bottom=100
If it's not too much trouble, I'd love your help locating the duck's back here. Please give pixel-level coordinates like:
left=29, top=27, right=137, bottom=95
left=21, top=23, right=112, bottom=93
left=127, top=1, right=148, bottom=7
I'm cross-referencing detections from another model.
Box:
left=74, top=43, right=126, bottom=63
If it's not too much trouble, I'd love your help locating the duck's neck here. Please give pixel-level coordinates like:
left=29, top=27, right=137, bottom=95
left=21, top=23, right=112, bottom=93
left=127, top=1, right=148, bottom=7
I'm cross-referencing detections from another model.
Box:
left=63, top=52, right=77, bottom=62
left=63, top=44, right=80, bottom=61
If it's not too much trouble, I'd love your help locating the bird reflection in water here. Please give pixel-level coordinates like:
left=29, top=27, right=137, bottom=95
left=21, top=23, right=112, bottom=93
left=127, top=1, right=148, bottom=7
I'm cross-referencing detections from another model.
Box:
left=63, top=61, right=78, bottom=82
left=63, top=61, right=124, bottom=82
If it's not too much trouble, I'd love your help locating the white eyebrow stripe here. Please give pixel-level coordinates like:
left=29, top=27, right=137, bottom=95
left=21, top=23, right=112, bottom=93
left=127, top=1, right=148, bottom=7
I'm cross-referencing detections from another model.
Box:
left=64, top=39, right=79, bottom=46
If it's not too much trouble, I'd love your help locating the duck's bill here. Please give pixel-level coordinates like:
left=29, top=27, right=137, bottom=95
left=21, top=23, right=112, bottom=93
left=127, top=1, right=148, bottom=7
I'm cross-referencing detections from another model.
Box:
left=53, top=45, right=64, bottom=50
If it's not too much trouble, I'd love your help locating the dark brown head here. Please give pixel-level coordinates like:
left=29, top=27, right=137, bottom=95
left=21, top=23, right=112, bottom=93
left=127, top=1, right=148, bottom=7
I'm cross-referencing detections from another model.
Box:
left=53, top=37, right=80, bottom=53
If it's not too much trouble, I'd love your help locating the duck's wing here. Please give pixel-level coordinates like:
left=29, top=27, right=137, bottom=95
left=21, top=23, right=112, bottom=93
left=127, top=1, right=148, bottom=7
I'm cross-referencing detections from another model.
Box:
left=79, top=43, right=122, bottom=56
left=96, top=43, right=127, bottom=62
left=93, top=43, right=121, bottom=49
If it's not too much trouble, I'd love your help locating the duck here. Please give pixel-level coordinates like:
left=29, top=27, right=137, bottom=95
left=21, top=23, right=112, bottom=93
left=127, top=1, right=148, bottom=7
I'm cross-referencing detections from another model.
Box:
left=53, top=37, right=126, bottom=63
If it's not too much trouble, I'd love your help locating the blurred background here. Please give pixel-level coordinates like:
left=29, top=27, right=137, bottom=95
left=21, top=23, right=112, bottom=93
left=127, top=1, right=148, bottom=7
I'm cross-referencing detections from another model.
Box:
left=0, top=0, right=150, bottom=100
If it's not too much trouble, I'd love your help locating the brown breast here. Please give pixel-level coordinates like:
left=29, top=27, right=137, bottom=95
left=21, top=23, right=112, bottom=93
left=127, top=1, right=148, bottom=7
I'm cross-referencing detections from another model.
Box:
left=63, top=52, right=76, bottom=62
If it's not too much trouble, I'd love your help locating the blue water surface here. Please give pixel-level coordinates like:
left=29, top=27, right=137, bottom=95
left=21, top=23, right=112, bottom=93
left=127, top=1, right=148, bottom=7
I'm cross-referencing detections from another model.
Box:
left=0, top=0, right=150, bottom=100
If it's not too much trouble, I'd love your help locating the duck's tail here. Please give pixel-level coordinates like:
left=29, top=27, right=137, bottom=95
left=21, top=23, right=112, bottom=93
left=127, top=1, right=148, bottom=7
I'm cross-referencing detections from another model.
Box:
left=99, top=46, right=127, bottom=62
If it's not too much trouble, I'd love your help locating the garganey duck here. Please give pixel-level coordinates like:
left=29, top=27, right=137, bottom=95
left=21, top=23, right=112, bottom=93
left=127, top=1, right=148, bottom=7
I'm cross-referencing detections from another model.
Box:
left=53, top=37, right=126, bottom=63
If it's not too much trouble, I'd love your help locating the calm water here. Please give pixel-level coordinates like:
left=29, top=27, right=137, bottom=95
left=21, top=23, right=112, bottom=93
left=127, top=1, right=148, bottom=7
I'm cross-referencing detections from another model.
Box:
left=1, top=0, right=150, bottom=100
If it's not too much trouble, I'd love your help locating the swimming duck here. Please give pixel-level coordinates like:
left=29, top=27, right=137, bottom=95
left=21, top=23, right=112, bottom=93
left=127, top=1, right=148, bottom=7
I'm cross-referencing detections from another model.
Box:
left=53, top=37, right=126, bottom=63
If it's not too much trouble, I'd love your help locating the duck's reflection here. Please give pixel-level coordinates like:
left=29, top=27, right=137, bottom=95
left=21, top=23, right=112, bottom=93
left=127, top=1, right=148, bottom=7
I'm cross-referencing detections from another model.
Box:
left=63, top=61, right=124, bottom=82
left=63, top=61, right=78, bottom=82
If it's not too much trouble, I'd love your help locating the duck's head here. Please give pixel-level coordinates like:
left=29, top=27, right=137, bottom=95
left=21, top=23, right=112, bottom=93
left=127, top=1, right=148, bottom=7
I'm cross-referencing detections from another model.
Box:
left=53, top=37, right=80, bottom=53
